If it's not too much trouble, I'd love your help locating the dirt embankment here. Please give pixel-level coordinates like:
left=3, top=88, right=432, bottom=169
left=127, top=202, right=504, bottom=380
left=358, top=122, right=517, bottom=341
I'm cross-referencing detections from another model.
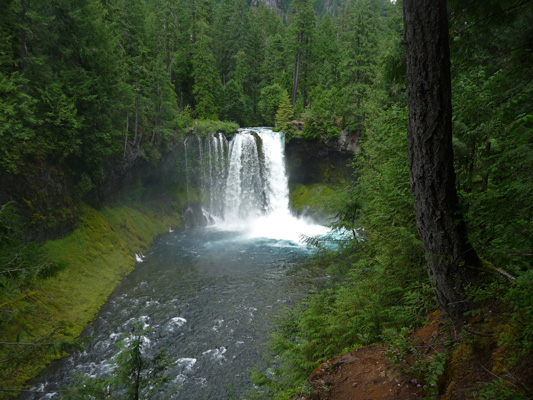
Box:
left=294, top=346, right=421, bottom=400
left=294, top=313, right=533, bottom=400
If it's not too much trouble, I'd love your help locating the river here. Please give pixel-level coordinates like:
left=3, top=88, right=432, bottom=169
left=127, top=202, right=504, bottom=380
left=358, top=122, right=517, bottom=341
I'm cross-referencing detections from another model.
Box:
left=26, top=227, right=325, bottom=399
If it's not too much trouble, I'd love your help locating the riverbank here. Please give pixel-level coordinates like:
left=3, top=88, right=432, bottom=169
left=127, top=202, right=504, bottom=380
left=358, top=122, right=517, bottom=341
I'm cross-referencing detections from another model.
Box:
left=0, top=198, right=182, bottom=393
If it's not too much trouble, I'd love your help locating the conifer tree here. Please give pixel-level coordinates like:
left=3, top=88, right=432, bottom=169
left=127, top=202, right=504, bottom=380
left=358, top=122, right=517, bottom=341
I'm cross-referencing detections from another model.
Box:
left=302, top=13, right=341, bottom=140
left=274, top=92, right=296, bottom=139
left=258, top=83, right=286, bottom=126
left=287, top=0, right=316, bottom=107
left=192, top=28, right=222, bottom=120
left=213, top=0, right=250, bottom=84
left=337, top=0, right=381, bottom=133
left=260, top=34, right=288, bottom=88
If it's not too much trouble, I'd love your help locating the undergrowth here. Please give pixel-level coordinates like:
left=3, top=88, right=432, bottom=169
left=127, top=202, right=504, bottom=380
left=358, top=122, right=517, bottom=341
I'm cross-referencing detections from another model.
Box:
left=384, top=326, right=449, bottom=397
left=248, top=51, right=533, bottom=399
left=380, top=276, right=533, bottom=400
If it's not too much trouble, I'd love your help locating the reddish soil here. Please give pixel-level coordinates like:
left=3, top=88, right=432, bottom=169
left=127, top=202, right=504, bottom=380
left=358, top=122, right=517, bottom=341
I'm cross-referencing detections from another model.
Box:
left=294, top=346, right=422, bottom=400
left=294, top=314, right=445, bottom=400
left=293, top=311, right=533, bottom=400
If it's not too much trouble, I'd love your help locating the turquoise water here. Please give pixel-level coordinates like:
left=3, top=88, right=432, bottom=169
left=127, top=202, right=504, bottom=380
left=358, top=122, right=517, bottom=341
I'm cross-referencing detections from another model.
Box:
left=26, top=227, right=324, bottom=399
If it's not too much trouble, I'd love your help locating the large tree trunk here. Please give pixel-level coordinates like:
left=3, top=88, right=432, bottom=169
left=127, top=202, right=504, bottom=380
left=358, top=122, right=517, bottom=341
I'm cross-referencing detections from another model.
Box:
left=403, top=0, right=480, bottom=318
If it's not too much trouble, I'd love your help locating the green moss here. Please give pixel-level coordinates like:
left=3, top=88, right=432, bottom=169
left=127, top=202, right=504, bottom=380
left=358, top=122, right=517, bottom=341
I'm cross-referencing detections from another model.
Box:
left=289, top=183, right=339, bottom=219
left=0, top=201, right=181, bottom=392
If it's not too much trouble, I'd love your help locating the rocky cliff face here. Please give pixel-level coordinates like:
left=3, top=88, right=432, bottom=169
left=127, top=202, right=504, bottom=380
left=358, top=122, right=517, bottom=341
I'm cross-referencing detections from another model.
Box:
left=0, top=142, right=187, bottom=242
left=285, top=138, right=354, bottom=223
left=285, top=138, right=354, bottom=186
left=0, top=162, right=78, bottom=241
left=84, top=145, right=186, bottom=208
left=338, top=129, right=360, bottom=153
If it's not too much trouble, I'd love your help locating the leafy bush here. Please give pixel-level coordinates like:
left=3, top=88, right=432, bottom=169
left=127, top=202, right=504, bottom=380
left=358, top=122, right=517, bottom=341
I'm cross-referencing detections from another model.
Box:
left=249, top=239, right=430, bottom=399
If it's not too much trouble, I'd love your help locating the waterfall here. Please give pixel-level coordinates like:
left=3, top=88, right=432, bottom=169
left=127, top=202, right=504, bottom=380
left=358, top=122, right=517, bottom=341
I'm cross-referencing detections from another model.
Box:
left=183, top=127, right=328, bottom=241
left=224, top=131, right=267, bottom=221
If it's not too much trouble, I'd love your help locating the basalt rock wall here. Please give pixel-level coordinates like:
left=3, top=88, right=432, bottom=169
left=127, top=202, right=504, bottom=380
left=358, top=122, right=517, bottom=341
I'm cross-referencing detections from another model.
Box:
left=285, top=138, right=354, bottom=186
left=0, top=142, right=187, bottom=242
left=84, top=145, right=187, bottom=208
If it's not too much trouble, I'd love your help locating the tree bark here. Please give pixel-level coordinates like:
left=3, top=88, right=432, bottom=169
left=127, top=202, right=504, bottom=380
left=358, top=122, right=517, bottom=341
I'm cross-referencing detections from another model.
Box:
left=134, top=95, right=139, bottom=146
left=124, top=113, right=129, bottom=157
left=20, top=0, right=29, bottom=93
left=291, top=49, right=301, bottom=107
left=403, top=0, right=480, bottom=318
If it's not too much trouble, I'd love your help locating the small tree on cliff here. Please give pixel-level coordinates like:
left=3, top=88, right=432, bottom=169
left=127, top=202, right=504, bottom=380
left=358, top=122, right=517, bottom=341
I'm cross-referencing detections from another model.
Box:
left=403, top=0, right=481, bottom=318
left=274, top=92, right=296, bottom=140
left=63, top=325, right=175, bottom=399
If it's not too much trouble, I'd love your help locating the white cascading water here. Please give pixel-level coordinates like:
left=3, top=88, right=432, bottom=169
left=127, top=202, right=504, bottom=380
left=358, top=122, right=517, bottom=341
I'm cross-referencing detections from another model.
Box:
left=185, top=127, right=329, bottom=242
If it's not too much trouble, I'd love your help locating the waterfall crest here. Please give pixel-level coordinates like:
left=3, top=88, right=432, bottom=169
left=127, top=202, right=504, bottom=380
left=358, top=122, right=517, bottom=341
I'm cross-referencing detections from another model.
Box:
left=183, top=127, right=328, bottom=241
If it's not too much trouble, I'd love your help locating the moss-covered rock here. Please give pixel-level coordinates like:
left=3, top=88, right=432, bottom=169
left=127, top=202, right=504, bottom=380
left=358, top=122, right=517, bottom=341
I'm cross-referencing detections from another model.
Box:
left=289, top=183, right=339, bottom=223
left=285, top=138, right=353, bottom=186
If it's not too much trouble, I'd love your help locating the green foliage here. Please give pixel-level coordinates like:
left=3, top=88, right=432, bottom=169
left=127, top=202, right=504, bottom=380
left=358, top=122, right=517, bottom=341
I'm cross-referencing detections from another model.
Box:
left=449, top=0, right=533, bottom=274
left=0, top=202, right=65, bottom=294
left=474, top=379, right=529, bottom=400
left=472, top=271, right=533, bottom=371
left=74, top=174, right=95, bottom=201
left=504, top=272, right=533, bottom=358
left=63, top=324, right=176, bottom=399
left=289, top=183, right=339, bottom=221
left=191, top=0, right=222, bottom=120
left=0, top=72, right=38, bottom=175
left=274, top=93, right=296, bottom=140
left=221, top=79, right=252, bottom=126
left=250, top=13, right=434, bottom=396
left=0, top=203, right=76, bottom=394
left=192, top=119, right=240, bottom=137
left=336, top=0, right=381, bottom=132
left=175, top=106, right=194, bottom=134
left=260, top=34, right=287, bottom=90
left=1, top=0, right=532, bottom=397
left=286, top=0, right=316, bottom=108
left=384, top=328, right=448, bottom=396
left=213, top=0, right=251, bottom=83
left=258, top=84, right=287, bottom=127
left=249, top=236, right=429, bottom=399
left=300, top=99, right=340, bottom=141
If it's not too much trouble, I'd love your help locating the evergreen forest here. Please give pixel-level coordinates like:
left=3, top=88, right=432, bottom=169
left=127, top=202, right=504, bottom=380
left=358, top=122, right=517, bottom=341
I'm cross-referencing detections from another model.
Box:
left=1, top=0, right=532, bottom=398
